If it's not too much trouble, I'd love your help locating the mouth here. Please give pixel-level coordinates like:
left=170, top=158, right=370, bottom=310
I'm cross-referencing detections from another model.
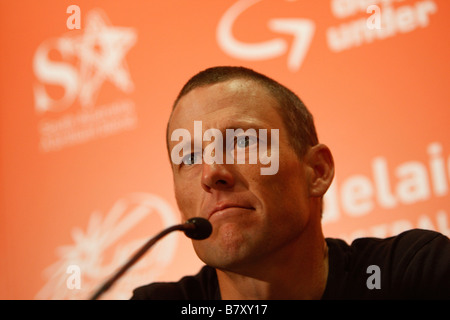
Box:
left=207, top=203, right=254, bottom=221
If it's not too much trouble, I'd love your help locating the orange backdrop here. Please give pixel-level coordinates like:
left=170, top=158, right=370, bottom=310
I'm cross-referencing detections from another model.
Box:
left=1, top=0, right=449, bottom=299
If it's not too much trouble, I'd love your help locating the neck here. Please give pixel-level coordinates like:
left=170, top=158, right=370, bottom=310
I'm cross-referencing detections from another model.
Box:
left=216, top=225, right=329, bottom=300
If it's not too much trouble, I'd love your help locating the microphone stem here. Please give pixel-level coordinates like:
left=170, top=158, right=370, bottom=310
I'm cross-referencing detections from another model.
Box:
left=90, top=223, right=192, bottom=300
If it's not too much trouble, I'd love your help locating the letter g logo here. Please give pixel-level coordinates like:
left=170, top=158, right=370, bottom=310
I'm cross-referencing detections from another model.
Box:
left=217, top=0, right=315, bottom=72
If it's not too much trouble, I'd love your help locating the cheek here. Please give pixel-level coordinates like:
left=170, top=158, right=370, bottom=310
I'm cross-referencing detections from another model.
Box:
left=258, top=158, right=308, bottom=213
left=174, top=181, right=197, bottom=220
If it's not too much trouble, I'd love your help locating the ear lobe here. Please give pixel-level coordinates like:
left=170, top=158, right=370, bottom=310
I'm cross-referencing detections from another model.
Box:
left=306, top=144, right=335, bottom=197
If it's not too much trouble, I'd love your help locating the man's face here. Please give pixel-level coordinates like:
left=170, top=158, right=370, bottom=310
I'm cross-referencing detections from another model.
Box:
left=167, top=78, right=313, bottom=271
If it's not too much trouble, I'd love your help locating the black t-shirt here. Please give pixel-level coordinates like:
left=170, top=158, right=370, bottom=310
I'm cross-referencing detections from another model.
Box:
left=131, top=229, right=450, bottom=299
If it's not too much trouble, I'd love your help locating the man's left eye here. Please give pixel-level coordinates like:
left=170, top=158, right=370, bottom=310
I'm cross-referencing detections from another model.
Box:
left=236, top=136, right=257, bottom=148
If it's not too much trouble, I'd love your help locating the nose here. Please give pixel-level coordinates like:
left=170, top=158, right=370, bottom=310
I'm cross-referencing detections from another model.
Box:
left=201, top=162, right=235, bottom=192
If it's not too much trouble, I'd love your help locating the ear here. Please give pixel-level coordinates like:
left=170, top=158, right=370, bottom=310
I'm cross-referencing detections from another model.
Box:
left=305, top=144, right=335, bottom=197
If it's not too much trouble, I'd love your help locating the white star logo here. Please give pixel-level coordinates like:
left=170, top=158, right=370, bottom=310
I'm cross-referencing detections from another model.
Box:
left=33, top=9, right=137, bottom=112
left=74, top=10, right=137, bottom=107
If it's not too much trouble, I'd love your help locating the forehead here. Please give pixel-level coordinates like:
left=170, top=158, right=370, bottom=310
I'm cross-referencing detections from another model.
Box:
left=168, top=78, right=284, bottom=133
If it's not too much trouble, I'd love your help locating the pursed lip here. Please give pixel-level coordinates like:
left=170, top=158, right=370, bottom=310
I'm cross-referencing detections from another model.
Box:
left=207, top=202, right=254, bottom=220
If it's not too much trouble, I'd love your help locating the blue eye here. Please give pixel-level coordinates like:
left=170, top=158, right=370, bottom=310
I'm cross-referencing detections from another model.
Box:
left=182, top=152, right=201, bottom=165
left=236, top=136, right=257, bottom=148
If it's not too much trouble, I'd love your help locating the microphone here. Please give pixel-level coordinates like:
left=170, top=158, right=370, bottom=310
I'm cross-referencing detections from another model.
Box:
left=89, top=217, right=212, bottom=300
left=183, top=217, right=213, bottom=240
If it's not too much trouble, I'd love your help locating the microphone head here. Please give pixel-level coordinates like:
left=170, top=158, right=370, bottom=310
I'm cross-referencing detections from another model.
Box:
left=183, top=217, right=212, bottom=240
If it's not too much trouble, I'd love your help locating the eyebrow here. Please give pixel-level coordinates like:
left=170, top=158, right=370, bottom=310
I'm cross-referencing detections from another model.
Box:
left=215, top=119, right=273, bottom=132
left=168, top=120, right=273, bottom=149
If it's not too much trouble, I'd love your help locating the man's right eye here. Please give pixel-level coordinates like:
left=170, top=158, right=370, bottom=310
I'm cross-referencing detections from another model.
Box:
left=181, top=152, right=201, bottom=166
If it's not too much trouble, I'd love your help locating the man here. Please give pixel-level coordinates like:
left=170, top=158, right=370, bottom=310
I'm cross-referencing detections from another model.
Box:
left=132, top=66, right=450, bottom=300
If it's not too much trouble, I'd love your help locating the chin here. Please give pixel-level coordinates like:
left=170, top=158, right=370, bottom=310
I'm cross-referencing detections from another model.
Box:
left=195, top=239, right=262, bottom=273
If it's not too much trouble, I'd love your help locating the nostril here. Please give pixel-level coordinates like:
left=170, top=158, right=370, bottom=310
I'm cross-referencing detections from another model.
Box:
left=201, top=163, right=235, bottom=191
